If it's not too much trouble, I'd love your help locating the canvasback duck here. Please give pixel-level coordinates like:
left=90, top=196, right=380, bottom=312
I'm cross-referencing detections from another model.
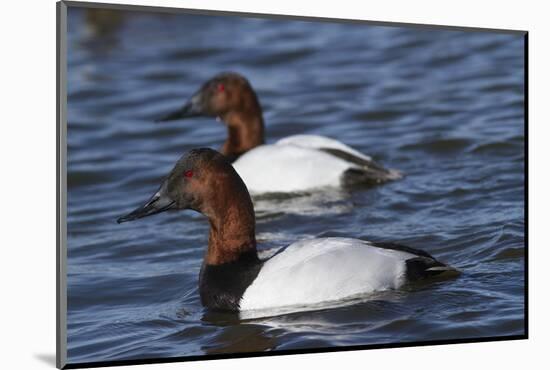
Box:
left=117, top=148, right=458, bottom=314
left=157, top=72, right=402, bottom=194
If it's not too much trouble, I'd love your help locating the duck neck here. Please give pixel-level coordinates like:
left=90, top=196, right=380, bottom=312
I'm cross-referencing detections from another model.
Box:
left=221, top=110, right=265, bottom=161
left=204, top=191, right=258, bottom=266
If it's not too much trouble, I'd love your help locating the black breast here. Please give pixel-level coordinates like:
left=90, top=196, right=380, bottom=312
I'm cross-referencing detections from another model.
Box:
left=199, top=250, right=263, bottom=311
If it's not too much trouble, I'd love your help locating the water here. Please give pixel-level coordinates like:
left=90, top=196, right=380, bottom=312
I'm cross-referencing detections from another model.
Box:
left=66, top=7, right=525, bottom=365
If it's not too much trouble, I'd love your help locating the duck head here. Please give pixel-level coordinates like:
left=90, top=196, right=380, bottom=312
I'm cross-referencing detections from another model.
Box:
left=118, top=148, right=251, bottom=222
left=157, top=72, right=265, bottom=161
left=117, top=148, right=257, bottom=265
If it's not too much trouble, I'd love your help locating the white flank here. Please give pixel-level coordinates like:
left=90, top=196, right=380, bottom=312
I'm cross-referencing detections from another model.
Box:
left=239, top=237, right=414, bottom=312
left=233, top=144, right=355, bottom=193
left=275, top=135, right=373, bottom=161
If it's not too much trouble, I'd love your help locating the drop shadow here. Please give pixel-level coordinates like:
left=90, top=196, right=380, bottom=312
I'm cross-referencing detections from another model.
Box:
left=34, top=353, right=56, bottom=367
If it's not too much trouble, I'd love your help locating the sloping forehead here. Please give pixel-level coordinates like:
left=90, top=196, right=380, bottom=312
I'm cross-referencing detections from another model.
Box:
left=212, top=72, right=248, bottom=86
left=173, top=149, right=227, bottom=173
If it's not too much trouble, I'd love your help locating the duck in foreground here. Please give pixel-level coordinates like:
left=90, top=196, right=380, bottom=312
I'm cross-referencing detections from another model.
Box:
left=118, top=148, right=458, bottom=314
left=157, top=72, right=402, bottom=194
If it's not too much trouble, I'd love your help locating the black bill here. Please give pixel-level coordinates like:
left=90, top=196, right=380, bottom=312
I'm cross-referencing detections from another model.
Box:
left=117, top=192, right=175, bottom=224
left=156, top=91, right=205, bottom=122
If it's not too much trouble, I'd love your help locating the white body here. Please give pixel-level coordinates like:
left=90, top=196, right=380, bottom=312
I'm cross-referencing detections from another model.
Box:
left=239, top=237, right=415, bottom=312
left=232, top=134, right=389, bottom=194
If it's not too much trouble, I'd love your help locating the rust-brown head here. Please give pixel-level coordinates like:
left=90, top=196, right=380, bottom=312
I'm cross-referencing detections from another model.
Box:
left=157, top=72, right=263, bottom=124
left=117, top=148, right=253, bottom=224
left=157, top=72, right=265, bottom=161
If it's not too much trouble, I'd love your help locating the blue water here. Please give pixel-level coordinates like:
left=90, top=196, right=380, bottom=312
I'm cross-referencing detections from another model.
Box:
left=66, top=7, right=525, bottom=365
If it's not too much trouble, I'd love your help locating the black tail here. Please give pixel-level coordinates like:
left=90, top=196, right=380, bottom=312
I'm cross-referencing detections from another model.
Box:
left=319, top=148, right=402, bottom=186
left=368, top=241, right=460, bottom=281
left=405, top=256, right=460, bottom=281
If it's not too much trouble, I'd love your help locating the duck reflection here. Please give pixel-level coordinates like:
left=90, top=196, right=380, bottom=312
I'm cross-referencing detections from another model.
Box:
left=201, top=310, right=280, bottom=353
left=79, top=8, right=125, bottom=54
left=85, top=9, right=124, bottom=37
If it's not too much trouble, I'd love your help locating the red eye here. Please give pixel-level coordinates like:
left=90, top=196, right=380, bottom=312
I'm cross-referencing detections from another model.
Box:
left=184, top=170, right=193, bottom=178
left=217, top=83, right=225, bottom=92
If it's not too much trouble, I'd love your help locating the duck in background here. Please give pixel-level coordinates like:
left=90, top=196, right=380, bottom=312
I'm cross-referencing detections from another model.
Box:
left=117, top=148, right=458, bottom=316
left=157, top=72, right=402, bottom=194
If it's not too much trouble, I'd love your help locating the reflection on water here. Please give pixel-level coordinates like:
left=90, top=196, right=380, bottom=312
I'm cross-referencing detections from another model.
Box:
left=66, top=6, right=525, bottom=365
left=202, top=322, right=280, bottom=354
left=254, top=188, right=354, bottom=218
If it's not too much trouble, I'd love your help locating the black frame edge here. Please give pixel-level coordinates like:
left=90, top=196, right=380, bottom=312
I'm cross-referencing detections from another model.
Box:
left=62, top=0, right=527, bottom=35
left=63, top=335, right=527, bottom=369
left=56, top=2, right=61, bottom=368
left=523, top=32, right=529, bottom=338
left=57, top=1, right=68, bottom=369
